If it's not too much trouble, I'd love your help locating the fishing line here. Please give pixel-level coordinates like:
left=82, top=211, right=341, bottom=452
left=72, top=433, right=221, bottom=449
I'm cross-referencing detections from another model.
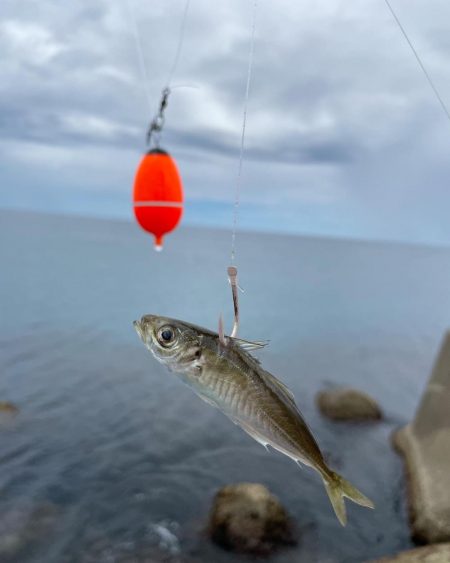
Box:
left=127, top=0, right=191, bottom=139
left=383, top=0, right=450, bottom=125
left=166, top=0, right=191, bottom=88
left=230, top=0, right=258, bottom=265
left=126, top=0, right=153, bottom=115
left=223, top=0, right=258, bottom=340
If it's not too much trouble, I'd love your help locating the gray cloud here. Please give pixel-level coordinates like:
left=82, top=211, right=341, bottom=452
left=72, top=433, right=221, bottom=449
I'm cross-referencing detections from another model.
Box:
left=1, top=0, right=450, bottom=244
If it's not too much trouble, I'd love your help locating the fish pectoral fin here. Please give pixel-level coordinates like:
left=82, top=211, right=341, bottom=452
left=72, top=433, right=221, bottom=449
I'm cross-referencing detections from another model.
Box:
left=231, top=337, right=269, bottom=351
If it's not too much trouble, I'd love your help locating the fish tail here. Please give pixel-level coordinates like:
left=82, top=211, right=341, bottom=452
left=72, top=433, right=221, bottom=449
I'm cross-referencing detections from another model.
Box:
left=322, top=471, right=374, bottom=526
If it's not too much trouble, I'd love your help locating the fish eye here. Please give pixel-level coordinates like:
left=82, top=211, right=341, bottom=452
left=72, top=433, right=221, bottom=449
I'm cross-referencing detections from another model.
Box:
left=157, top=326, right=176, bottom=347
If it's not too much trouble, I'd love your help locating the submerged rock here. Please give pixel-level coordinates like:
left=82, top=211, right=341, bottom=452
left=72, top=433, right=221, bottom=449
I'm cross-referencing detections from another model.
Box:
left=0, top=501, right=58, bottom=558
left=370, top=543, right=450, bottom=562
left=207, top=482, right=295, bottom=555
left=316, top=388, right=382, bottom=421
left=0, top=402, right=19, bottom=415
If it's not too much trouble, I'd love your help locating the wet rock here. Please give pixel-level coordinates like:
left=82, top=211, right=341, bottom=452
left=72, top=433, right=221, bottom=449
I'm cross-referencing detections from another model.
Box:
left=0, top=402, right=19, bottom=415
left=316, top=388, right=382, bottom=421
left=207, top=482, right=295, bottom=555
left=370, top=543, right=450, bottom=562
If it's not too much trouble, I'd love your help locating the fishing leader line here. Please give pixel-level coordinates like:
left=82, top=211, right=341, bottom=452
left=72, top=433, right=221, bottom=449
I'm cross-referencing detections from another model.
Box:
left=230, top=0, right=258, bottom=266
left=126, top=0, right=153, bottom=115
left=224, top=0, right=258, bottom=340
left=166, top=0, right=191, bottom=88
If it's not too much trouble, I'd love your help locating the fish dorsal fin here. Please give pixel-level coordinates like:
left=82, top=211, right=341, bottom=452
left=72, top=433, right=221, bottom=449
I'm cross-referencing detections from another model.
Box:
left=232, top=337, right=269, bottom=352
left=261, top=371, right=297, bottom=409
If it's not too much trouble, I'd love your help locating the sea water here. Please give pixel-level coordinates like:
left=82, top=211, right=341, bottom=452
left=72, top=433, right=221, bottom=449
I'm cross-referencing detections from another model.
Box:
left=1, top=210, right=450, bottom=562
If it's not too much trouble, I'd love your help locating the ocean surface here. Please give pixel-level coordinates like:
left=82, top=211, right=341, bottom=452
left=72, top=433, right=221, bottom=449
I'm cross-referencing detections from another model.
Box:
left=1, top=210, right=450, bottom=563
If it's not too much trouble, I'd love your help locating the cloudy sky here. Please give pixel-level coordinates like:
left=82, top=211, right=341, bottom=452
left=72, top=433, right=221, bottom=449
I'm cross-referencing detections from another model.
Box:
left=1, top=0, right=450, bottom=245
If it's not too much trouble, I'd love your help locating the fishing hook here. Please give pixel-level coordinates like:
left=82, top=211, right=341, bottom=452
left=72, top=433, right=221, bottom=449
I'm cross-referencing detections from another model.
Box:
left=218, top=266, right=244, bottom=347
left=228, top=266, right=240, bottom=338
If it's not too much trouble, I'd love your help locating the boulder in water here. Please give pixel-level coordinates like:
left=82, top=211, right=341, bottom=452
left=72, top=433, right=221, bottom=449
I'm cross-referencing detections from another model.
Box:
left=207, top=482, right=295, bottom=555
left=316, top=388, right=382, bottom=422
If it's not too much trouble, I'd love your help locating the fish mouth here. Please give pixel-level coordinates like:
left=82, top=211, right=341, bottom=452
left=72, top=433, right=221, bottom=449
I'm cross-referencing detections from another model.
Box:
left=133, top=315, right=161, bottom=344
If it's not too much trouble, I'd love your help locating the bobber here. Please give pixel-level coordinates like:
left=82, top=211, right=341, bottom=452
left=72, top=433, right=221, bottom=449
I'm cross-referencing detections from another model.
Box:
left=133, top=148, right=183, bottom=251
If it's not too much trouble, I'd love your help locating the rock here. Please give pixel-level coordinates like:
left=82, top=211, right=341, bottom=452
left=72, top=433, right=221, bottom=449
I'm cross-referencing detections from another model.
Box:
left=207, top=482, right=295, bottom=555
left=369, top=543, right=450, bottom=562
left=316, top=388, right=382, bottom=421
left=393, top=332, right=450, bottom=544
left=0, top=402, right=19, bottom=415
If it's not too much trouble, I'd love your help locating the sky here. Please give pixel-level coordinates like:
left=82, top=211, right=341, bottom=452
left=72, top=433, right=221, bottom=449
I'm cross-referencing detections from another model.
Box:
left=1, top=0, right=450, bottom=245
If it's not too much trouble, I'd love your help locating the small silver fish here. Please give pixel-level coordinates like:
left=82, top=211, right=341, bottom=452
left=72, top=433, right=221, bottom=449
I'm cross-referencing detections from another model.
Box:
left=133, top=314, right=374, bottom=525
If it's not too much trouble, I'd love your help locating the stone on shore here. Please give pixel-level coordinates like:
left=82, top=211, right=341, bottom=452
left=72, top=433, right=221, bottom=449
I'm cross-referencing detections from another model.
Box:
left=393, top=331, right=450, bottom=544
left=316, top=388, right=382, bottom=421
left=370, top=543, right=450, bottom=562
left=207, top=483, right=295, bottom=555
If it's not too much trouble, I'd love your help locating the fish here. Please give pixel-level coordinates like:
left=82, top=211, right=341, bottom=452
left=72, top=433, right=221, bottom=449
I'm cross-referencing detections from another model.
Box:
left=133, top=314, right=374, bottom=525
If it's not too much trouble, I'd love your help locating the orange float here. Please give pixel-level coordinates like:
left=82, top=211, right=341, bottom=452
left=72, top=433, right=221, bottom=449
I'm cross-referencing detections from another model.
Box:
left=132, top=148, right=183, bottom=251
